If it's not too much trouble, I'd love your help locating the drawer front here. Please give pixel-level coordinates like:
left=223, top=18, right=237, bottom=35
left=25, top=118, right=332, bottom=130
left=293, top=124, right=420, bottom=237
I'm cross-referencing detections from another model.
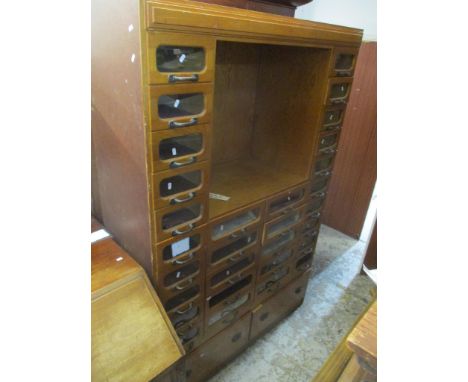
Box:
left=184, top=314, right=250, bottom=382
left=153, top=161, right=210, bottom=209
left=258, top=244, right=297, bottom=277
left=157, top=266, right=204, bottom=302
left=168, top=297, right=204, bottom=330
left=210, top=202, right=264, bottom=243
left=208, top=225, right=260, bottom=272
left=164, top=284, right=203, bottom=314
left=147, top=31, right=215, bottom=85
left=154, top=194, right=208, bottom=242
left=255, top=263, right=293, bottom=305
left=155, top=226, right=208, bottom=272
left=152, top=124, right=211, bottom=172
left=150, top=83, right=213, bottom=131
left=175, top=317, right=204, bottom=354
left=250, top=270, right=310, bottom=340
left=313, top=153, right=336, bottom=178
left=318, top=130, right=340, bottom=156
left=261, top=227, right=297, bottom=259
left=325, top=77, right=353, bottom=106
left=262, top=205, right=305, bottom=243
left=297, top=227, right=319, bottom=254
left=330, top=47, right=359, bottom=77
left=322, top=104, right=346, bottom=132
left=265, top=184, right=306, bottom=220
left=294, top=252, right=314, bottom=275
left=310, top=176, right=330, bottom=196
left=206, top=255, right=256, bottom=296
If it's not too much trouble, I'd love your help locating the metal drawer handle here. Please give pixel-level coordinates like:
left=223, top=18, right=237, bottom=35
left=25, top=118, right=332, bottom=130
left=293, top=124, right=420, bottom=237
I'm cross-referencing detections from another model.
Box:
left=172, top=192, right=195, bottom=204
left=173, top=223, right=195, bottom=236
left=317, top=171, right=332, bottom=178
left=337, top=71, right=352, bottom=77
left=169, top=74, right=199, bottom=83
left=310, top=212, right=321, bottom=219
left=175, top=278, right=194, bottom=291
left=224, top=294, right=241, bottom=306
left=282, top=207, right=294, bottom=215
left=169, top=118, right=198, bottom=129
left=230, top=228, right=246, bottom=239
left=331, top=99, right=347, bottom=105
left=174, top=253, right=195, bottom=265
left=176, top=323, right=194, bottom=336
left=229, top=251, right=244, bottom=262
left=314, top=192, right=326, bottom=198
left=322, top=148, right=337, bottom=155
left=170, top=156, right=196, bottom=169
left=327, top=125, right=342, bottom=132
left=227, top=274, right=243, bottom=285
left=175, top=302, right=193, bottom=315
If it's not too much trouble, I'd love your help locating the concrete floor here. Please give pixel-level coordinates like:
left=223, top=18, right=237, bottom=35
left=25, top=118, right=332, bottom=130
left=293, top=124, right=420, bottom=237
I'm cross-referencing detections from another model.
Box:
left=207, top=224, right=375, bottom=382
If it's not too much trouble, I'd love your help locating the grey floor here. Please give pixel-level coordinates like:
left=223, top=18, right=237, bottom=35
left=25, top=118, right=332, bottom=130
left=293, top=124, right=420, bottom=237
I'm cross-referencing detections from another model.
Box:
left=207, top=224, right=375, bottom=382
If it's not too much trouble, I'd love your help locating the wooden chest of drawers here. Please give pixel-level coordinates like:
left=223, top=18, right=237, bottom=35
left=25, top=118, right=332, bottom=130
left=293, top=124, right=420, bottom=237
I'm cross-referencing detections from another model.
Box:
left=92, top=0, right=362, bottom=378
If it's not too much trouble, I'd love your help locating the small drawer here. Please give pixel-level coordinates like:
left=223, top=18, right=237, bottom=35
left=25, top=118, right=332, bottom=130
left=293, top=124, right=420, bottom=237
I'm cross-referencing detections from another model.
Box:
left=325, top=77, right=353, bottom=106
left=155, top=227, right=208, bottom=270
left=250, top=270, right=310, bottom=340
left=210, top=202, right=264, bottom=242
left=206, top=272, right=255, bottom=315
left=164, top=284, right=202, bottom=313
left=168, top=298, right=204, bottom=330
left=322, top=104, right=346, bottom=132
left=313, top=153, right=336, bottom=178
left=305, top=201, right=323, bottom=218
left=152, top=124, right=211, bottom=172
left=207, top=254, right=256, bottom=296
left=310, top=177, right=330, bottom=195
left=263, top=206, right=305, bottom=243
left=150, top=83, right=213, bottom=131
left=330, top=47, right=359, bottom=77
left=297, top=229, right=319, bottom=253
left=302, top=215, right=321, bottom=234
left=317, top=130, right=340, bottom=156
left=154, top=194, right=208, bottom=242
left=266, top=185, right=306, bottom=220
left=153, top=162, right=210, bottom=209
left=208, top=226, right=259, bottom=271
left=259, top=246, right=296, bottom=277
left=157, top=264, right=203, bottom=302
left=147, top=31, right=215, bottom=85
left=295, top=252, right=314, bottom=274
left=204, top=291, right=253, bottom=341
left=255, top=264, right=292, bottom=304
left=261, top=228, right=297, bottom=259
left=175, top=317, right=204, bottom=353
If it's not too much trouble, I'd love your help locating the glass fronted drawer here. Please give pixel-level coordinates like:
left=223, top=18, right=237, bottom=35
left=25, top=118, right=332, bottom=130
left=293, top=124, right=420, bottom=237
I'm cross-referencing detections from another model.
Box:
left=164, top=285, right=201, bottom=313
left=326, top=78, right=353, bottom=105
left=207, top=254, right=255, bottom=296
left=152, top=124, right=211, bottom=172
left=147, top=32, right=215, bottom=84
left=211, top=203, right=264, bottom=242
left=263, top=206, right=304, bottom=243
left=154, top=195, right=208, bottom=241
left=313, top=153, right=336, bottom=177
left=322, top=104, right=346, bottom=132
left=255, top=265, right=291, bottom=304
left=261, top=228, right=296, bottom=259
left=310, top=177, right=329, bottom=195
left=168, top=298, right=203, bottom=329
left=153, top=162, right=209, bottom=209
left=331, top=47, right=359, bottom=77
left=318, top=131, right=339, bottom=156
left=266, top=185, right=306, bottom=220
left=150, top=83, right=213, bottom=131
left=259, top=247, right=295, bottom=276
left=295, top=253, right=313, bottom=273
left=175, top=318, right=204, bottom=353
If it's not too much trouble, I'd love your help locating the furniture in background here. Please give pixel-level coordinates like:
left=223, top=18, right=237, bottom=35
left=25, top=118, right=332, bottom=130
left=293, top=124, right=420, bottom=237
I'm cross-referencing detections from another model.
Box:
left=192, top=0, right=313, bottom=16
left=92, top=1, right=362, bottom=380
left=322, top=41, right=377, bottom=239
left=91, top=218, right=185, bottom=382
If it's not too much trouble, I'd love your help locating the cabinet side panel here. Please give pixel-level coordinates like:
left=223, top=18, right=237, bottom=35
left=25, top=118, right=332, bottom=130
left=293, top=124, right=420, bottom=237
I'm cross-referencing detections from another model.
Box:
left=92, top=0, right=152, bottom=274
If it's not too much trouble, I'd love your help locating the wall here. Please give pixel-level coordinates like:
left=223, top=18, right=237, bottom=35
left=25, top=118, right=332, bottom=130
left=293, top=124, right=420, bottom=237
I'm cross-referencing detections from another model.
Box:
left=295, top=0, right=377, bottom=41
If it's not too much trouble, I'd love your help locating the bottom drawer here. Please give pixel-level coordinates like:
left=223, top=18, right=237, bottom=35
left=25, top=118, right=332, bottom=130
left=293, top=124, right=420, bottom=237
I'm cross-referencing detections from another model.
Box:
left=250, top=269, right=311, bottom=340
left=175, top=318, right=204, bottom=354
left=185, top=314, right=251, bottom=382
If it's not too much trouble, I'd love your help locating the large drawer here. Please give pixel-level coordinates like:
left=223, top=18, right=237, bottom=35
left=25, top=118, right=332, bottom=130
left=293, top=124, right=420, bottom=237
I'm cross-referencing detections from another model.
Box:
left=250, top=269, right=310, bottom=340
left=185, top=314, right=251, bottom=382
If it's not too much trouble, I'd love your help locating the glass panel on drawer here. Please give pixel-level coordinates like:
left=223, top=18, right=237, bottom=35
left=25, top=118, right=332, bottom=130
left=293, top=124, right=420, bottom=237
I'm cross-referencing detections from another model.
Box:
left=158, top=93, right=204, bottom=119
left=257, top=267, right=289, bottom=294
left=208, top=275, right=252, bottom=308
left=269, top=189, right=304, bottom=215
left=323, top=108, right=343, bottom=130
left=319, top=133, right=339, bottom=150
left=212, top=209, right=260, bottom=240
left=266, top=211, right=301, bottom=239
left=162, top=234, right=201, bottom=261
left=163, top=261, right=200, bottom=288
left=165, top=285, right=200, bottom=311
left=315, top=156, right=334, bottom=173
left=260, top=248, right=294, bottom=275
left=330, top=83, right=349, bottom=100
left=211, top=231, right=257, bottom=264
left=159, top=133, right=203, bottom=161
left=171, top=305, right=200, bottom=329
left=311, top=178, right=328, bottom=193
left=209, top=257, right=253, bottom=287
left=207, top=294, right=249, bottom=326
left=159, top=170, right=202, bottom=198
left=157, top=45, right=205, bottom=73
left=162, top=204, right=202, bottom=230
left=335, top=53, right=354, bottom=71
left=178, top=326, right=200, bottom=344
left=262, top=229, right=295, bottom=256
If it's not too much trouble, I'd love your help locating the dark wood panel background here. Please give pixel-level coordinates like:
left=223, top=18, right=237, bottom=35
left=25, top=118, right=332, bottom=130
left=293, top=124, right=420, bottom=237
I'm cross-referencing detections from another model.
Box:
left=322, top=41, right=377, bottom=239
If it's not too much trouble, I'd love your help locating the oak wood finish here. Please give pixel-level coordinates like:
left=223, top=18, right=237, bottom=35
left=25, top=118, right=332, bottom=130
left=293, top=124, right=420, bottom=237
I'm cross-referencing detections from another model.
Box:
left=92, top=235, right=184, bottom=382
left=192, top=0, right=305, bottom=17
left=322, top=42, right=377, bottom=238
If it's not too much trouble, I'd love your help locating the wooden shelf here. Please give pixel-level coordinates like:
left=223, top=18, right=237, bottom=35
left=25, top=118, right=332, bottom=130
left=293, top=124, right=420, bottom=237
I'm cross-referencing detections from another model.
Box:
left=209, top=158, right=306, bottom=219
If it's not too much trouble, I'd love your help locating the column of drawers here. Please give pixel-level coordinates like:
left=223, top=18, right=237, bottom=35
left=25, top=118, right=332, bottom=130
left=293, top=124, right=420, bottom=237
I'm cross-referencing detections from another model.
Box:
left=148, top=31, right=216, bottom=352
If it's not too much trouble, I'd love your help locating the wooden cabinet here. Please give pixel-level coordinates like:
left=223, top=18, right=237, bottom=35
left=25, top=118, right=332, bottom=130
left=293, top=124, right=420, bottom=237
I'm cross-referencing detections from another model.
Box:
left=92, top=0, right=362, bottom=377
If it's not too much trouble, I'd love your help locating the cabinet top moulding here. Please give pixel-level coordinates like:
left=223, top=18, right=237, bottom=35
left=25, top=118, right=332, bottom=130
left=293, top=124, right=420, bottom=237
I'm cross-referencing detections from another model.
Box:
left=145, top=0, right=363, bottom=47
